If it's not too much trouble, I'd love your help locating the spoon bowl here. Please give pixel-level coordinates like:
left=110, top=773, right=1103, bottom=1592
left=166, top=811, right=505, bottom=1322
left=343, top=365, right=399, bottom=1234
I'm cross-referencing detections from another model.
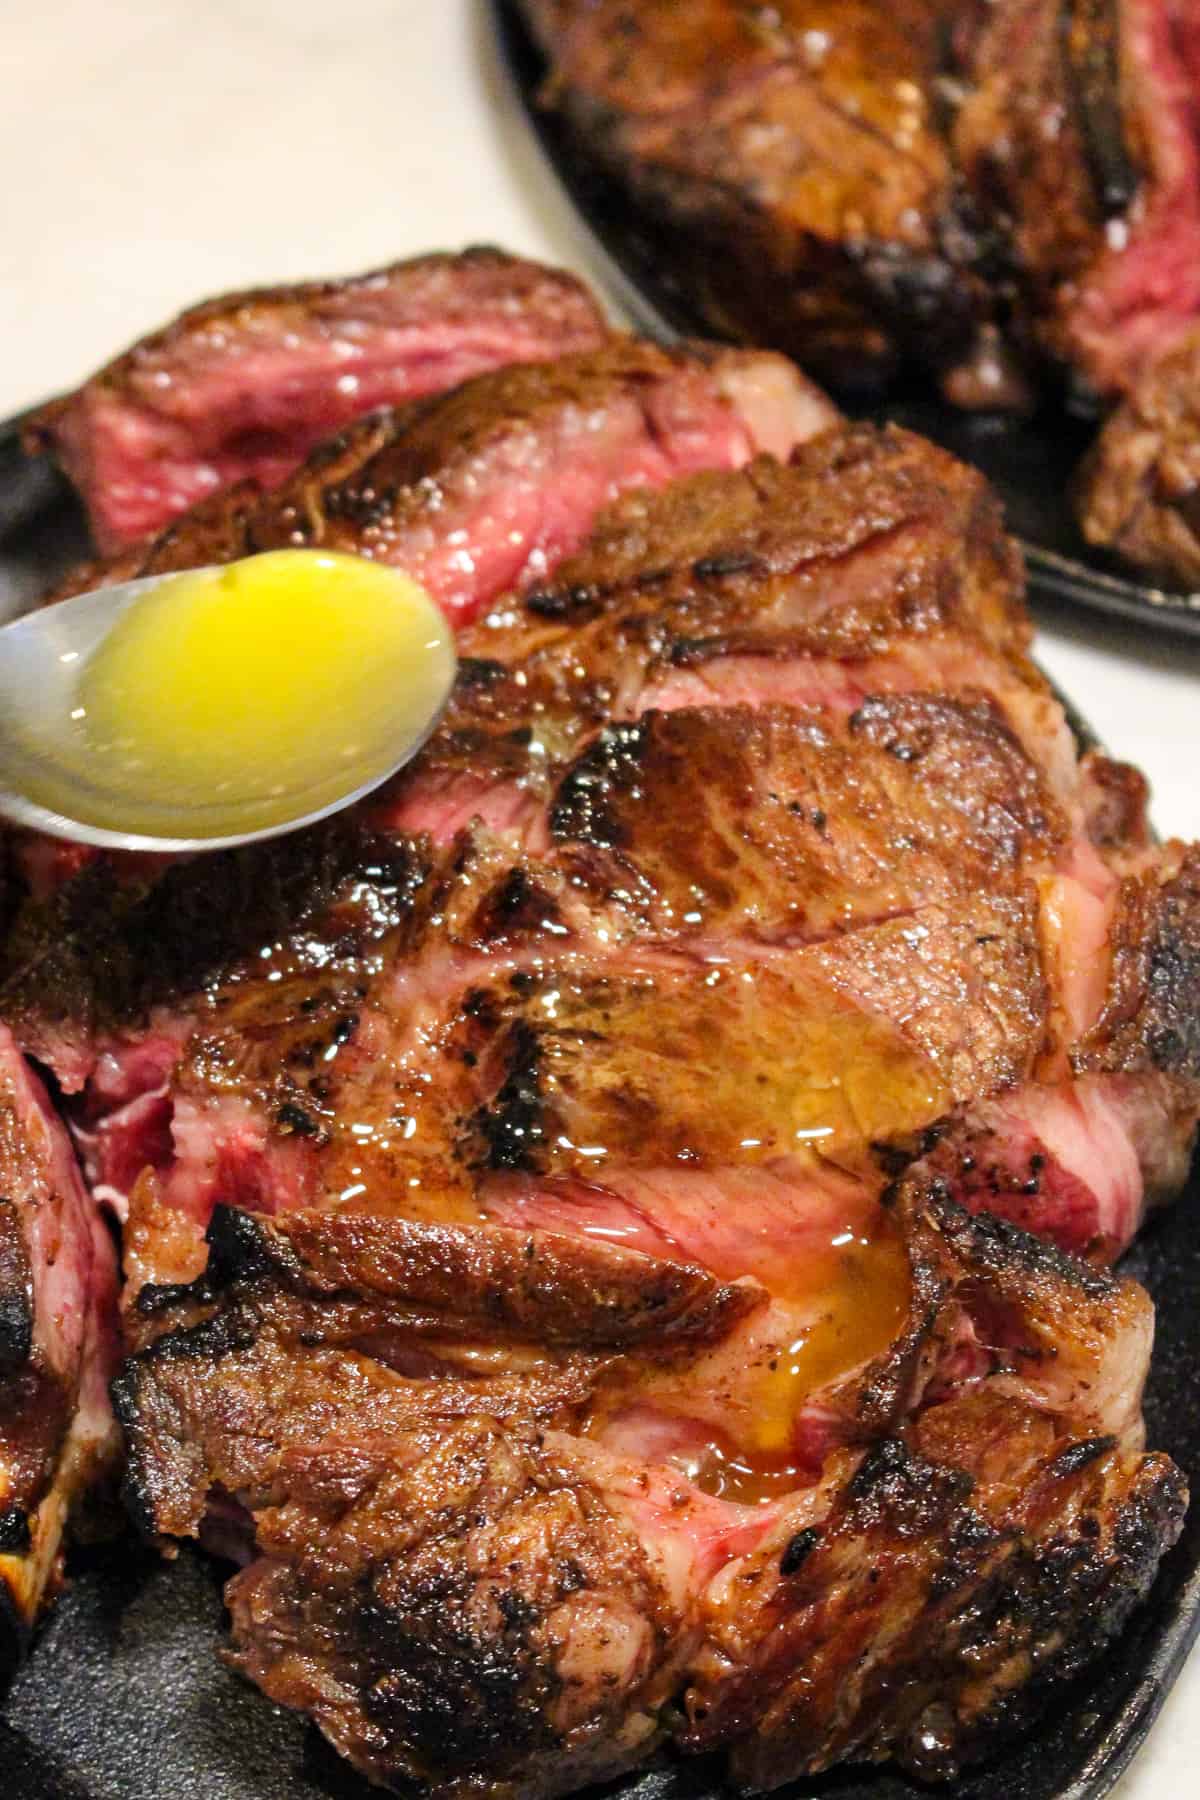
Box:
left=0, top=552, right=458, bottom=852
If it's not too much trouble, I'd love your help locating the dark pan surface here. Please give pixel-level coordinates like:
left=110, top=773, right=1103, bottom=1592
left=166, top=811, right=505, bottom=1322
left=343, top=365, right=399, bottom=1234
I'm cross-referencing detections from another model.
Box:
left=0, top=385, right=1198, bottom=1800
left=489, top=0, right=1200, bottom=640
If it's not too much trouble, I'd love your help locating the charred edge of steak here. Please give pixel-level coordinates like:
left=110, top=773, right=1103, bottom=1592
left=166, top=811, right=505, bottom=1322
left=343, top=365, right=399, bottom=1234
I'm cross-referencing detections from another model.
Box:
left=0, top=1198, right=33, bottom=1375
left=894, top=1450, right=1188, bottom=1781
left=1060, top=0, right=1140, bottom=216
left=1135, top=852, right=1200, bottom=1074
left=847, top=1435, right=977, bottom=1532
left=134, top=1205, right=300, bottom=1321
left=917, top=1178, right=1116, bottom=1300
left=1, top=820, right=424, bottom=1028
left=549, top=721, right=648, bottom=850
left=1079, top=846, right=1200, bottom=1077
left=470, top=1018, right=550, bottom=1172
left=111, top=1309, right=259, bottom=1542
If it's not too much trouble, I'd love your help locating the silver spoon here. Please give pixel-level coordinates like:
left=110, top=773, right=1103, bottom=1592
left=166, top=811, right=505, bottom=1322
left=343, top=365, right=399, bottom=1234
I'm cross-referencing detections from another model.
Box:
left=0, top=552, right=458, bottom=853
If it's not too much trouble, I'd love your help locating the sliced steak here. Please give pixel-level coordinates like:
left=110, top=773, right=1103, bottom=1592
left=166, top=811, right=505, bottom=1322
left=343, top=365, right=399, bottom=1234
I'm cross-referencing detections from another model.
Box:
left=0, top=1026, right=119, bottom=1664
left=6, top=411, right=1197, bottom=1790
left=6, top=428, right=1190, bottom=1260
left=524, top=4, right=1200, bottom=585
left=42, top=339, right=837, bottom=629
left=25, top=248, right=611, bottom=551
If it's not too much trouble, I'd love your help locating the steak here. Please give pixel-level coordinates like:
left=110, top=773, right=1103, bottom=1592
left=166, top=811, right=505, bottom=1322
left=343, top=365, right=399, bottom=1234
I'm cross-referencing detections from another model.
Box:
left=6, top=392, right=1197, bottom=1791
left=24, top=248, right=611, bottom=552
left=116, top=1189, right=1183, bottom=1794
left=0, top=1026, right=119, bottom=1668
left=520, top=2, right=1200, bottom=586
left=518, top=0, right=985, bottom=396
left=41, top=338, right=837, bottom=629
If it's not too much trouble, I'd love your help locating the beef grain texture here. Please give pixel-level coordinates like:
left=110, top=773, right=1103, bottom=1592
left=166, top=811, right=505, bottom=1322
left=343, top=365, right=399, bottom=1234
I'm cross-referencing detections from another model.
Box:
left=25, top=247, right=612, bottom=552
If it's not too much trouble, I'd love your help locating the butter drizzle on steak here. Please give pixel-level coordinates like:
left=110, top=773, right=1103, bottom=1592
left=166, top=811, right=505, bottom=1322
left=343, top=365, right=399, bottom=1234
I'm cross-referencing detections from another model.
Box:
left=9, top=366, right=1200, bottom=1790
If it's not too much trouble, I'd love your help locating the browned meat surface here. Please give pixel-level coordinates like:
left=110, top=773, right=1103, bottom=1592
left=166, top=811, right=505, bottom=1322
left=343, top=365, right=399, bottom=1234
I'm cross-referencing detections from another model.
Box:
left=521, top=2, right=1200, bottom=586
left=25, top=248, right=611, bottom=552
left=114, top=1187, right=1184, bottom=1795
left=0, top=1026, right=119, bottom=1667
left=520, top=0, right=982, bottom=394
left=1078, top=325, right=1200, bottom=583
left=42, top=339, right=836, bottom=629
left=5, top=399, right=1197, bottom=1791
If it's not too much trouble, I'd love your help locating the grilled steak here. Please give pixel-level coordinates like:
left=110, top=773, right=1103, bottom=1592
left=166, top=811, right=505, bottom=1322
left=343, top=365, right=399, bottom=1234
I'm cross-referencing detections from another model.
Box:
left=520, top=2, right=1200, bottom=586
left=0, top=1027, right=119, bottom=1668
left=116, top=1189, right=1183, bottom=1794
left=6, top=385, right=1197, bottom=1791
left=41, top=339, right=836, bottom=628
left=24, top=248, right=611, bottom=552
left=520, top=0, right=983, bottom=395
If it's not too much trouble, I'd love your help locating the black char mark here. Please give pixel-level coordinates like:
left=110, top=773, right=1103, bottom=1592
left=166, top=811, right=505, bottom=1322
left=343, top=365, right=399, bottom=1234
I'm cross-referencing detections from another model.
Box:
left=1060, top=0, right=1140, bottom=214
left=0, top=1198, right=32, bottom=1376
left=550, top=721, right=649, bottom=850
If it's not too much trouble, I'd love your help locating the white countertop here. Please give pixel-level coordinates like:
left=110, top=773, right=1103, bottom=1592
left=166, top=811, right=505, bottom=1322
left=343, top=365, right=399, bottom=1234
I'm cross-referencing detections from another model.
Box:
left=1, top=1, right=1195, bottom=1792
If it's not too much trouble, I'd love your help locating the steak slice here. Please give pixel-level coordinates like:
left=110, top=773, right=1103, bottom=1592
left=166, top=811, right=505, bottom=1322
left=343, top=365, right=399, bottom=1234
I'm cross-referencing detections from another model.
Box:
left=0, top=1026, right=119, bottom=1664
left=516, top=0, right=987, bottom=394
left=524, top=3, right=1200, bottom=584
left=25, top=248, right=611, bottom=552
left=42, top=339, right=837, bottom=629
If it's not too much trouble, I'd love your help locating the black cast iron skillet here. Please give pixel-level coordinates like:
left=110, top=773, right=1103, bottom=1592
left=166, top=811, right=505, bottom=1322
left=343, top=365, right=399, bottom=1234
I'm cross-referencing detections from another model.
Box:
left=488, top=0, right=1200, bottom=641
left=0, top=411, right=1197, bottom=1799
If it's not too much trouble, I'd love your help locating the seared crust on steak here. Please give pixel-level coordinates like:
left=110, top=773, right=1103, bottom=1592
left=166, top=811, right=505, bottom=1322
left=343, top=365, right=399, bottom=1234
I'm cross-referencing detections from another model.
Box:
left=225, top=1422, right=692, bottom=1800
left=1077, top=843, right=1200, bottom=1074
left=698, top=1426, right=1184, bottom=1786
left=113, top=1179, right=1185, bottom=1796
left=42, top=339, right=837, bottom=627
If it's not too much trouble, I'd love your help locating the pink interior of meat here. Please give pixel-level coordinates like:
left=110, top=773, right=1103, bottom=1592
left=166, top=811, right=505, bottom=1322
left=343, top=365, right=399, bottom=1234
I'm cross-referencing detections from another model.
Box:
left=51, top=251, right=614, bottom=553
left=395, top=380, right=757, bottom=629
left=1072, top=0, right=1200, bottom=387
left=73, top=327, right=604, bottom=551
